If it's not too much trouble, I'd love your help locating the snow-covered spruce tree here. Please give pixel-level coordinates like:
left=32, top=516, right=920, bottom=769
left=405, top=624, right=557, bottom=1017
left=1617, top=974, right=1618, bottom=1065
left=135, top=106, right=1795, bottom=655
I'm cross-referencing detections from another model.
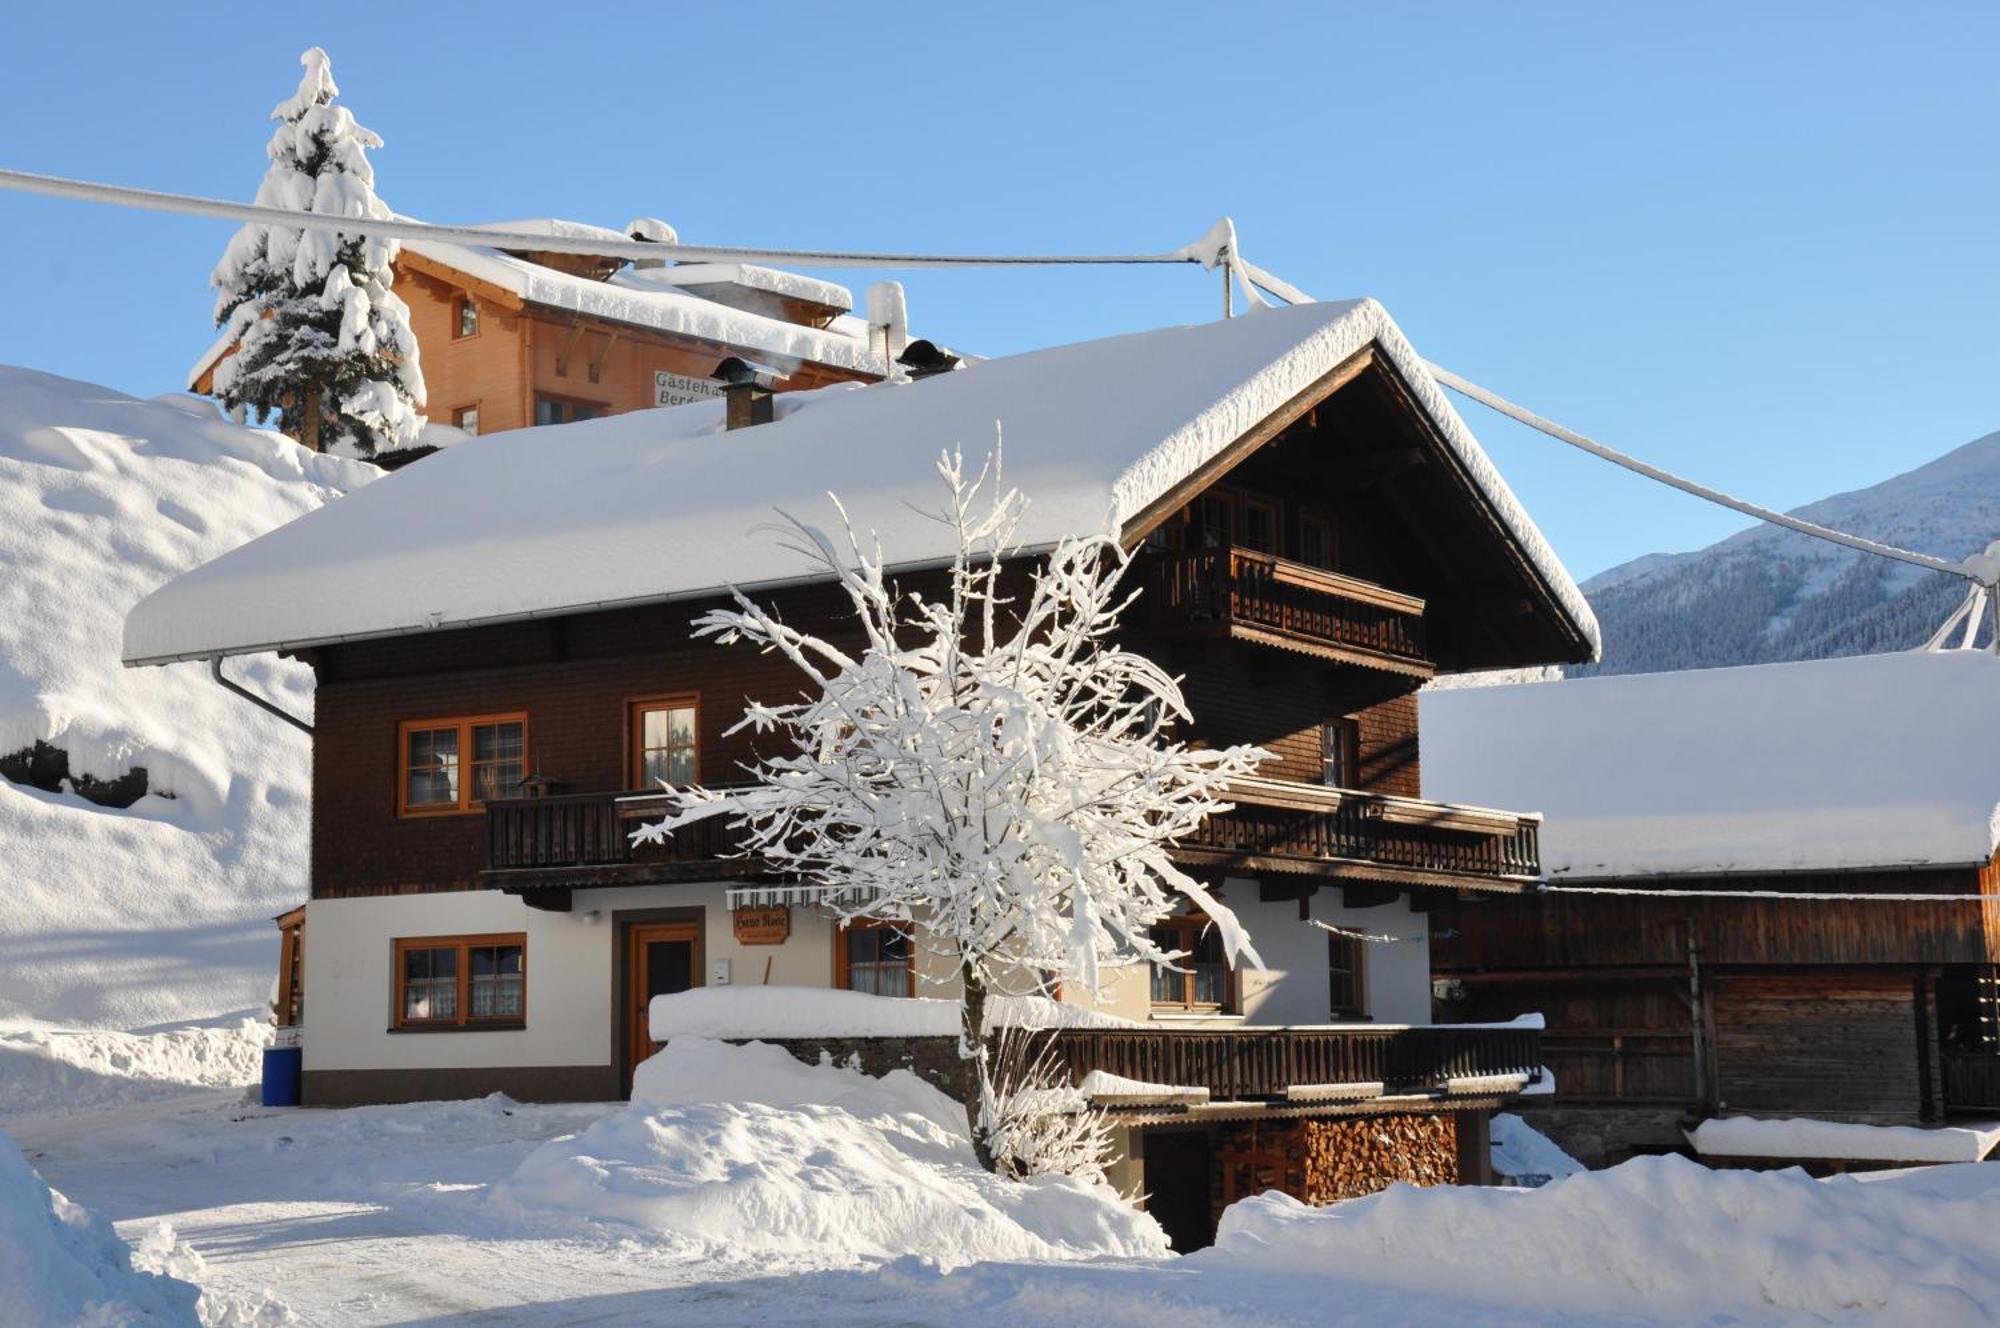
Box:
left=636, top=451, right=1267, bottom=1169
left=210, top=47, right=425, bottom=456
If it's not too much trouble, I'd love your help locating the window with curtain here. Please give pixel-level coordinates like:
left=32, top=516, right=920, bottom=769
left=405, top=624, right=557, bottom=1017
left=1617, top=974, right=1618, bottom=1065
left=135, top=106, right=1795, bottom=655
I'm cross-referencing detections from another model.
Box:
left=1149, top=915, right=1228, bottom=1011
left=399, top=716, right=527, bottom=814
left=631, top=699, right=697, bottom=788
left=1328, top=930, right=1367, bottom=1019
left=395, top=935, right=525, bottom=1028
left=838, top=921, right=913, bottom=997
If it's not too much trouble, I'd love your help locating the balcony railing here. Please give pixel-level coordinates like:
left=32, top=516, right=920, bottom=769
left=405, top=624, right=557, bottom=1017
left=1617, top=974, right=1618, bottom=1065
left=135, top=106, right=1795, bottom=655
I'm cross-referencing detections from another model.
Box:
left=1049, top=1022, right=1543, bottom=1104
left=1174, top=776, right=1541, bottom=889
left=1138, top=546, right=1430, bottom=674
left=484, top=788, right=750, bottom=885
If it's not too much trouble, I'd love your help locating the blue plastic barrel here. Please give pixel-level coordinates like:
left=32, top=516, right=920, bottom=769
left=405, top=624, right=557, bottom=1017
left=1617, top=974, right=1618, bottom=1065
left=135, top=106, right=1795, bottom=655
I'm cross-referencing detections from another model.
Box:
left=261, top=1045, right=302, bottom=1107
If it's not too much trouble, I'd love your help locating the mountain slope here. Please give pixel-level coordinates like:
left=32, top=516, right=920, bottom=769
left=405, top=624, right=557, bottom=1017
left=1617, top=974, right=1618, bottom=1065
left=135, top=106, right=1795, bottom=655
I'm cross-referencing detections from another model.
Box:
left=0, top=366, right=376, bottom=1028
left=1579, top=431, right=2000, bottom=675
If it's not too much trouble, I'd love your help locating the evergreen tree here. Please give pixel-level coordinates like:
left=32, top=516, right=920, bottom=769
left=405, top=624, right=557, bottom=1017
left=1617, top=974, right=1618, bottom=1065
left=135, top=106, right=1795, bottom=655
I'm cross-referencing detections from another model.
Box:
left=210, top=47, right=424, bottom=456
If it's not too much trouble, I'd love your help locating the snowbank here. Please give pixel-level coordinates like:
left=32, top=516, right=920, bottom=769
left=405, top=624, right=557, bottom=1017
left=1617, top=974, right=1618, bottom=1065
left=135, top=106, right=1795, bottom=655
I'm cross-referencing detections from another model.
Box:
left=494, top=1037, right=1166, bottom=1268
left=0, top=1128, right=201, bottom=1326
left=647, top=985, right=1137, bottom=1041
left=1422, top=650, right=2000, bottom=877
left=1688, top=1114, right=2000, bottom=1163
left=0, top=1020, right=267, bottom=1123
left=0, top=366, right=374, bottom=1026
left=1488, top=1112, right=1584, bottom=1185
left=1202, top=1152, right=2000, bottom=1321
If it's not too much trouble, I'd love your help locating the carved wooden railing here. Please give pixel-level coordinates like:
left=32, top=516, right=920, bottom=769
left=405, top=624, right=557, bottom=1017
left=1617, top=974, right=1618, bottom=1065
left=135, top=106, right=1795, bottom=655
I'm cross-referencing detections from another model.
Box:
left=1138, top=546, right=1428, bottom=669
left=1049, top=1023, right=1543, bottom=1102
left=1177, top=777, right=1542, bottom=884
left=485, top=788, right=748, bottom=878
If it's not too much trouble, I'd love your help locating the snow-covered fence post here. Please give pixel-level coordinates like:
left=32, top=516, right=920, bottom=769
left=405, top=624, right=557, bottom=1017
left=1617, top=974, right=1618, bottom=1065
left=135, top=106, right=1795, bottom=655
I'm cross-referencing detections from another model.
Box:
left=635, top=450, right=1268, bottom=1172
left=209, top=47, right=426, bottom=457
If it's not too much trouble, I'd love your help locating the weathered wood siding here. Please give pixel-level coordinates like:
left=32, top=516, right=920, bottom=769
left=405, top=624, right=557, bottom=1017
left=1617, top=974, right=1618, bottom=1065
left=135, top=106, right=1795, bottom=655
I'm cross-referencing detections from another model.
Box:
left=1712, top=974, right=1921, bottom=1118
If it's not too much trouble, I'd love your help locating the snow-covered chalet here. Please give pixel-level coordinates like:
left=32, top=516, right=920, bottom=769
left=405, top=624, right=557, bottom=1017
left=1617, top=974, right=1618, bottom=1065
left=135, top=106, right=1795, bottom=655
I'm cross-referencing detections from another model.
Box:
left=1424, top=651, right=2000, bottom=1168
left=127, top=299, right=1599, bottom=1248
left=189, top=217, right=892, bottom=450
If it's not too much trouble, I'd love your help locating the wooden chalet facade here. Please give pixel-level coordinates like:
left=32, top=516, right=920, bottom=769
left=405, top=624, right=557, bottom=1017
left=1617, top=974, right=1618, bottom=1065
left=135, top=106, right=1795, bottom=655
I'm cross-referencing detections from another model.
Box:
left=1422, top=652, right=2000, bottom=1167
left=128, top=300, right=1598, bottom=1248
left=189, top=219, right=885, bottom=449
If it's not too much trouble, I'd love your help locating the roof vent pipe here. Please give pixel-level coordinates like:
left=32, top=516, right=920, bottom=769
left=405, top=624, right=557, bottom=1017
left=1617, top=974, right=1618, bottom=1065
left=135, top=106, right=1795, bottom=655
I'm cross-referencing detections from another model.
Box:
left=866, top=281, right=909, bottom=379
left=626, top=217, right=678, bottom=270
left=714, top=356, right=780, bottom=430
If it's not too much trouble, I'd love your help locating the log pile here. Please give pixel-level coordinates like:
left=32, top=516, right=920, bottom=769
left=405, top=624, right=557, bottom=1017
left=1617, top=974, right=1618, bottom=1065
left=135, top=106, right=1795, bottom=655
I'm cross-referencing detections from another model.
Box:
left=1213, top=1111, right=1460, bottom=1215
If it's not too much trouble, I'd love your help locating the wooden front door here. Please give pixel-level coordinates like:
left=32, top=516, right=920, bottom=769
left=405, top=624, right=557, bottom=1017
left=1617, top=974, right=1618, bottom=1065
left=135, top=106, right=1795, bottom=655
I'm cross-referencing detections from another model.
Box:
left=624, top=922, right=699, bottom=1094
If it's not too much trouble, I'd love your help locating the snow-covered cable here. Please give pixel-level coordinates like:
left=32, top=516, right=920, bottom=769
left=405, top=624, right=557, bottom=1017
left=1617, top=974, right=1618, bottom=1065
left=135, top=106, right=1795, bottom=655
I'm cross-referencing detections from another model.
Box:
left=1427, top=362, right=1978, bottom=585
left=1308, top=919, right=1418, bottom=944
left=0, top=166, right=1205, bottom=270
left=1543, top=884, right=1999, bottom=903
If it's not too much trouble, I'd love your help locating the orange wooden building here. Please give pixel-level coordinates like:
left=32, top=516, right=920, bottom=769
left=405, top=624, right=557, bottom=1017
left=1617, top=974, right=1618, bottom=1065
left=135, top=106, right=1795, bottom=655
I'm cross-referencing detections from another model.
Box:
left=190, top=218, right=889, bottom=442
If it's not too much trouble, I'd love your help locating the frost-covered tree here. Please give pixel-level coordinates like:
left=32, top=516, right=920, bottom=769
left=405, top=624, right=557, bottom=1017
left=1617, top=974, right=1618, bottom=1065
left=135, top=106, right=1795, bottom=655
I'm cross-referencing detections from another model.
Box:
left=637, top=452, right=1267, bottom=1167
left=210, top=47, right=425, bottom=456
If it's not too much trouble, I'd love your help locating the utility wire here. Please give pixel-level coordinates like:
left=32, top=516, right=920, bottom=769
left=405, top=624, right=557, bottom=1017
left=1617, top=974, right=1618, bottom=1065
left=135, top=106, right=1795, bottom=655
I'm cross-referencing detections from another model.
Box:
left=4, top=162, right=1986, bottom=592
left=0, top=166, right=1202, bottom=270
left=1425, top=363, right=1977, bottom=585
left=1543, top=884, right=1999, bottom=903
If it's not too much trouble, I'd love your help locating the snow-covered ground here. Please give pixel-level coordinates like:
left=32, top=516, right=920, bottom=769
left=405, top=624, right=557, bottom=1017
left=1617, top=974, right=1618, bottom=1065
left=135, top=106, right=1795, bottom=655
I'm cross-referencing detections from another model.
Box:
left=0, top=364, right=375, bottom=1030
left=10, top=1039, right=1999, bottom=1327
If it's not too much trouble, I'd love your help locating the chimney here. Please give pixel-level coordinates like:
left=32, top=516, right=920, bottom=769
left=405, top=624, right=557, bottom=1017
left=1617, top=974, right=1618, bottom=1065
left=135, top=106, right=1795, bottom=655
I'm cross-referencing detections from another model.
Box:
left=897, top=339, right=964, bottom=380
left=714, top=356, right=779, bottom=429
left=626, top=216, right=678, bottom=270
left=865, top=281, right=909, bottom=378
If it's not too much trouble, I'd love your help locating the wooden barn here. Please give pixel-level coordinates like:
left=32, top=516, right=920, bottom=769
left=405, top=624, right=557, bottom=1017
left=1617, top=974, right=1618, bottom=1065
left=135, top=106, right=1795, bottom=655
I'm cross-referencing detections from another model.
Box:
left=1421, top=651, right=2000, bottom=1166
left=188, top=217, right=889, bottom=448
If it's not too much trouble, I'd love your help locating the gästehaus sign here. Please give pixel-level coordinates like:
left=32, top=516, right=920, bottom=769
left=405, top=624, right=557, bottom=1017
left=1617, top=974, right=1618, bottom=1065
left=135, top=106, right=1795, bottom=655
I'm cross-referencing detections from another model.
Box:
left=654, top=371, right=724, bottom=408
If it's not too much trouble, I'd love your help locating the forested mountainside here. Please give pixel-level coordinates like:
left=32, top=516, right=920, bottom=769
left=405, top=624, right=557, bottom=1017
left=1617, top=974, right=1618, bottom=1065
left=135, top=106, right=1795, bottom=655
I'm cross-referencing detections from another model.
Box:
left=1578, top=430, right=2000, bottom=676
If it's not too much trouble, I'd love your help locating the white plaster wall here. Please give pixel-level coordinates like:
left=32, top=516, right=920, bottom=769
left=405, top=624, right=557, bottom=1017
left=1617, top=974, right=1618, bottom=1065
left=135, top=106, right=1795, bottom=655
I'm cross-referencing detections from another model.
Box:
left=301, top=876, right=1436, bottom=1075
left=1071, top=883, right=1433, bottom=1027
left=303, top=882, right=842, bottom=1073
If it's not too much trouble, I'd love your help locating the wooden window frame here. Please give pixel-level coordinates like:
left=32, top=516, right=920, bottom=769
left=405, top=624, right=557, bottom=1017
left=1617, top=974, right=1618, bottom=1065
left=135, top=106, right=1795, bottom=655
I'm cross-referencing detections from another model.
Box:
left=1328, top=928, right=1369, bottom=1021
left=391, top=932, right=526, bottom=1031
left=533, top=393, right=608, bottom=427
left=1297, top=508, right=1337, bottom=571
left=451, top=403, right=481, bottom=436
left=451, top=295, right=480, bottom=341
left=625, top=694, right=700, bottom=790
left=396, top=712, right=529, bottom=817
left=275, top=906, right=305, bottom=1029
left=1149, top=913, right=1235, bottom=1013
left=833, top=918, right=916, bottom=998
left=1236, top=494, right=1281, bottom=556
left=1321, top=716, right=1361, bottom=790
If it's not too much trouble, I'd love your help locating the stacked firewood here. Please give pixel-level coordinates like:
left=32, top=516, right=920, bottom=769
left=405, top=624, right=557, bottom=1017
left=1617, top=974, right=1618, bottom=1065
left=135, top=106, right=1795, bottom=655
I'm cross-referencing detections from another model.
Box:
left=1213, top=1113, right=1459, bottom=1215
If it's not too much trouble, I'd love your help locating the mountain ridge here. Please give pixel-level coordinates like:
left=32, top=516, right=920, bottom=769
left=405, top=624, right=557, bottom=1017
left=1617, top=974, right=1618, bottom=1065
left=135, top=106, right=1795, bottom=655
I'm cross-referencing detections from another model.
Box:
left=1577, top=430, right=2000, bottom=675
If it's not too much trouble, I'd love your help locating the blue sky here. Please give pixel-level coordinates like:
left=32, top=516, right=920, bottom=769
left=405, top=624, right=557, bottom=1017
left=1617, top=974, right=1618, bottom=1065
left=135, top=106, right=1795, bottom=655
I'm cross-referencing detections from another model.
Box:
left=1, top=2, right=1994, bottom=580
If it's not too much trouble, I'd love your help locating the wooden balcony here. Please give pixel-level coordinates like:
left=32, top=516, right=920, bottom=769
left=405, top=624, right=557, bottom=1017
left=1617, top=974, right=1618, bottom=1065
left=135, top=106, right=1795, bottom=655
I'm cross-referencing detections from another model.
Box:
left=1174, top=776, right=1541, bottom=892
left=1050, top=1022, right=1544, bottom=1110
left=483, top=788, right=754, bottom=895
left=1137, top=546, right=1431, bottom=676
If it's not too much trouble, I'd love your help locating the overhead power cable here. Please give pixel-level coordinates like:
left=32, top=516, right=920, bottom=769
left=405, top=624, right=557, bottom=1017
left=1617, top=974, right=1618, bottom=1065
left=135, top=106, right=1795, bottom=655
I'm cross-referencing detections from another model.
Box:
left=1543, top=884, right=1999, bottom=903
left=0, top=166, right=1204, bottom=270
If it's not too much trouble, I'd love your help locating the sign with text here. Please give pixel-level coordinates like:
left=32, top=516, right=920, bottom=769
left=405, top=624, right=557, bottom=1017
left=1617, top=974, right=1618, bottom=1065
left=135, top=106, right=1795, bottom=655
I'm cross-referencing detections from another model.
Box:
left=731, top=905, right=791, bottom=946
left=654, top=370, right=724, bottom=408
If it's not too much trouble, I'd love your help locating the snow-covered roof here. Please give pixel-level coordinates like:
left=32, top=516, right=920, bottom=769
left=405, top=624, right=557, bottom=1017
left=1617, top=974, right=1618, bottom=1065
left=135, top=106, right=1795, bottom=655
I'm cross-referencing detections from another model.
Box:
left=636, top=262, right=854, bottom=314
left=1420, top=651, right=2000, bottom=878
left=186, top=220, right=884, bottom=390
left=126, top=299, right=1597, bottom=667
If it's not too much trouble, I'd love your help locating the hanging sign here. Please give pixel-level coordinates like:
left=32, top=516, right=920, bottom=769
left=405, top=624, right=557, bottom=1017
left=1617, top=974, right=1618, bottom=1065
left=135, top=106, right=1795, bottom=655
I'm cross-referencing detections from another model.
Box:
left=732, top=905, right=791, bottom=945
left=654, top=370, right=724, bottom=408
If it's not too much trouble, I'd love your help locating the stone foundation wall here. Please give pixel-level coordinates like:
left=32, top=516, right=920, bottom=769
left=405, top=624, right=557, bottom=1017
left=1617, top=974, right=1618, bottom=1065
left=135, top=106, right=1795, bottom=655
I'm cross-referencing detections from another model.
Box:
left=732, top=1034, right=974, bottom=1103
left=1212, top=1110, right=1460, bottom=1217
left=1515, top=1103, right=1695, bottom=1168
